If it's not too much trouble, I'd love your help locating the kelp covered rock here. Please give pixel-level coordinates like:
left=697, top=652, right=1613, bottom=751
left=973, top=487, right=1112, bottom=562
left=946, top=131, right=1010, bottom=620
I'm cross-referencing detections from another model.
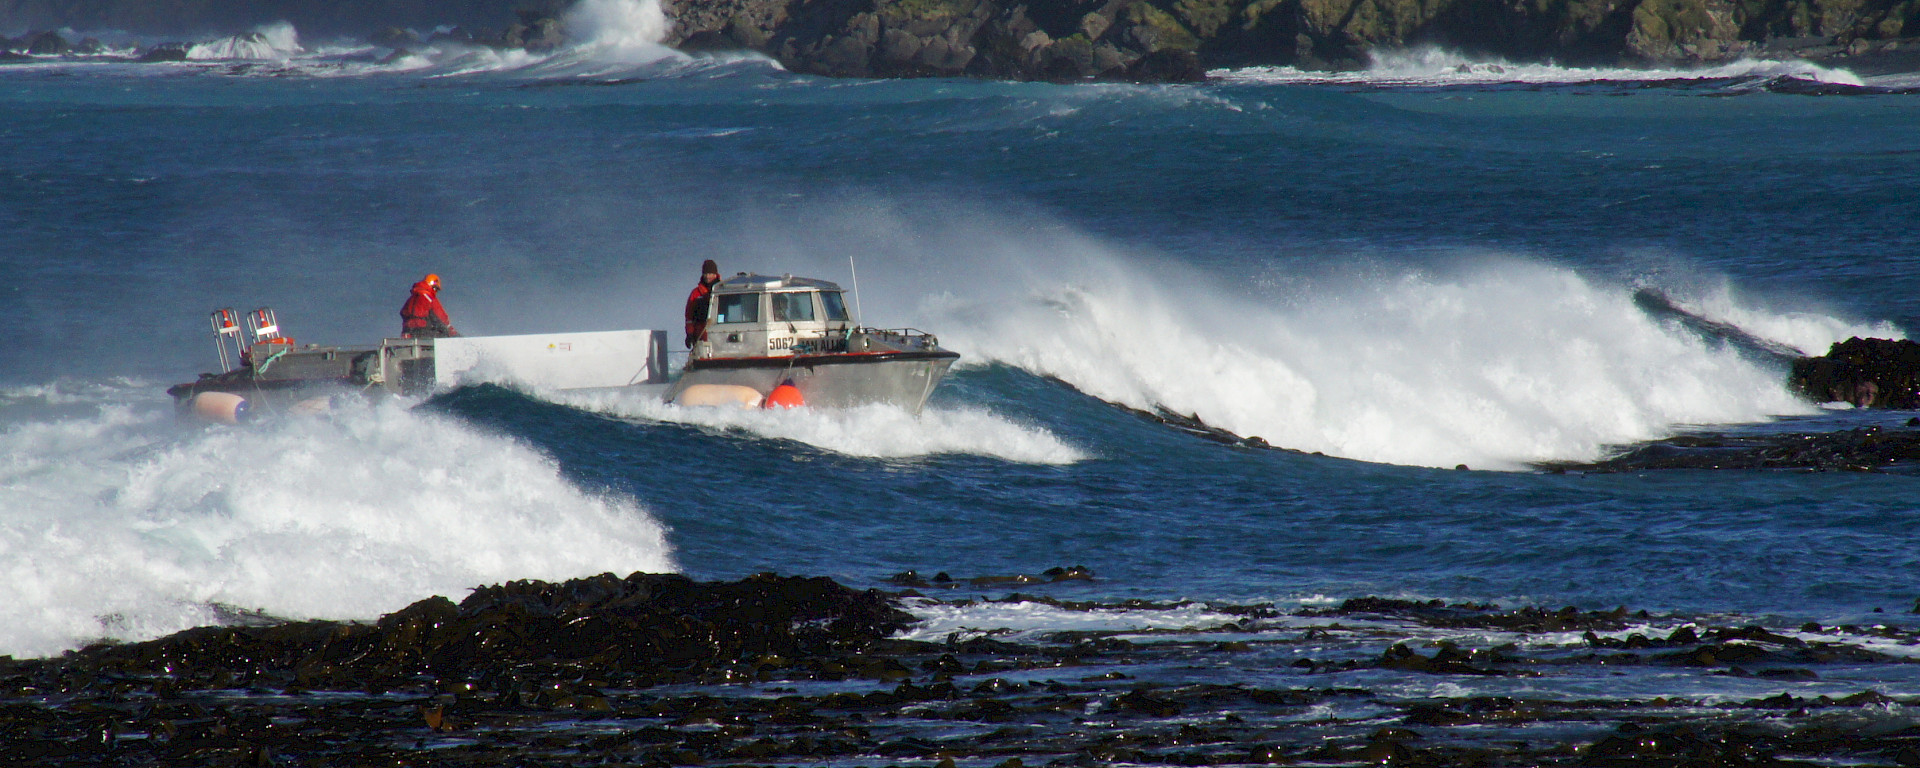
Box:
left=8, top=582, right=1920, bottom=766
left=1791, top=337, right=1920, bottom=409
left=34, top=572, right=913, bottom=693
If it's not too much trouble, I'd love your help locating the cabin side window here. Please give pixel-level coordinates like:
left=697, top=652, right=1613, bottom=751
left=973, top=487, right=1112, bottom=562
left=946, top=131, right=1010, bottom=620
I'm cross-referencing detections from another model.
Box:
left=771, top=291, right=817, bottom=322
left=821, top=291, right=850, bottom=322
left=715, top=293, right=760, bottom=324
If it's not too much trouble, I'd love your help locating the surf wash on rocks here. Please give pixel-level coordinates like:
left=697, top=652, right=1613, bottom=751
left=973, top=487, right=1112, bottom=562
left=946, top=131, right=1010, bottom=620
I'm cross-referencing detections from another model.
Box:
left=668, top=272, right=959, bottom=414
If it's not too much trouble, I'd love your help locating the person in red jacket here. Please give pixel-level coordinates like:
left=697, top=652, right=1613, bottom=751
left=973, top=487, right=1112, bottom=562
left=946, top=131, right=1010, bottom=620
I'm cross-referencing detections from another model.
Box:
left=684, top=259, right=720, bottom=348
left=400, top=273, right=459, bottom=339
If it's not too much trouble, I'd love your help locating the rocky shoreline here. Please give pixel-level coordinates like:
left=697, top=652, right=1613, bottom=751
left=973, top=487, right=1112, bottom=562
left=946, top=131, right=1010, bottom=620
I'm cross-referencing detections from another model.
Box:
left=7, top=0, right=1920, bottom=81
left=8, top=571, right=1920, bottom=765
left=655, top=0, right=1920, bottom=80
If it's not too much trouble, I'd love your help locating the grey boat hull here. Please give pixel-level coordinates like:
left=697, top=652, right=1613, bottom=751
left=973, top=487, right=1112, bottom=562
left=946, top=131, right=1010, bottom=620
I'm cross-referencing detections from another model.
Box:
left=666, top=350, right=958, bottom=414
left=167, top=338, right=436, bottom=401
left=168, top=330, right=672, bottom=422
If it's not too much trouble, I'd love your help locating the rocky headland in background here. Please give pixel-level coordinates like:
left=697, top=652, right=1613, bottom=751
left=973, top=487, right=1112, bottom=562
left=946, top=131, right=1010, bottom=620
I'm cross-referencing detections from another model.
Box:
left=6, top=0, right=1920, bottom=80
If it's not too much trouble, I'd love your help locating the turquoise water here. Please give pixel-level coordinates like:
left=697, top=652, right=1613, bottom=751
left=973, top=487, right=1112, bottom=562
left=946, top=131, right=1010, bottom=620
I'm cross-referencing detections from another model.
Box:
left=2, top=47, right=1918, bottom=685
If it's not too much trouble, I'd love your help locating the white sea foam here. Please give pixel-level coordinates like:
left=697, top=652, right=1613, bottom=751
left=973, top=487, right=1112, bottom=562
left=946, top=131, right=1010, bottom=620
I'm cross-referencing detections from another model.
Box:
left=900, top=596, right=1920, bottom=703
left=8, top=0, right=785, bottom=82
left=895, top=234, right=1840, bottom=469
left=0, top=383, right=674, bottom=658
left=564, top=0, right=680, bottom=64
left=404, top=0, right=692, bottom=78
left=1864, top=71, right=1920, bottom=89
left=1214, top=47, right=1865, bottom=87
left=188, top=21, right=303, bottom=61
left=0, top=378, right=149, bottom=409
left=74, top=0, right=712, bottom=79
left=550, top=387, right=1088, bottom=465
left=895, top=598, right=1251, bottom=643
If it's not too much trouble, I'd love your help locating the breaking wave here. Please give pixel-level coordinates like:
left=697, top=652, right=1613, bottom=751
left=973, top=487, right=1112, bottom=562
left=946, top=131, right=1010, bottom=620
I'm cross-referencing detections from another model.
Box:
left=187, top=21, right=302, bottom=61
left=383, top=0, right=696, bottom=78
left=0, top=381, right=675, bottom=658
left=1637, top=278, right=1906, bottom=357
left=563, top=0, right=679, bottom=64
left=903, top=239, right=1884, bottom=469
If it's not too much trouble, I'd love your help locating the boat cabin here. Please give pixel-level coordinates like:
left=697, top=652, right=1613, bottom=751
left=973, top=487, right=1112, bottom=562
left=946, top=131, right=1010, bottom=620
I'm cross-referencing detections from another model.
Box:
left=697, top=274, right=856, bottom=359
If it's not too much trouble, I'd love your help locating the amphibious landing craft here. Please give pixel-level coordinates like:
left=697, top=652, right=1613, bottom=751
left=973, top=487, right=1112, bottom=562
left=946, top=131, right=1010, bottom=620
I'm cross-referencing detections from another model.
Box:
left=667, top=273, right=959, bottom=414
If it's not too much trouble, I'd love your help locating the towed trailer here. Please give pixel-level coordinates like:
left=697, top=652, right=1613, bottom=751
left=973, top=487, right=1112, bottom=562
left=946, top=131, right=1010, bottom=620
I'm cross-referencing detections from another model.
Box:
left=168, top=306, right=670, bottom=423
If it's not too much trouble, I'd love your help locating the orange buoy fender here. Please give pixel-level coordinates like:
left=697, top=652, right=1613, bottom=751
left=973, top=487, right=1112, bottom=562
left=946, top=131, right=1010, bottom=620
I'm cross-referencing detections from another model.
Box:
left=764, top=380, right=805, bottom=409
left=189, top=391, right=250, bottom=425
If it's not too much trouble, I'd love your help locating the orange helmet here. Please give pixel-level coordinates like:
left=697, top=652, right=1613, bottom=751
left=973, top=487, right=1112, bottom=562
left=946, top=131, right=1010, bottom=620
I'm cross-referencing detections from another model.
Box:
left=424, top=273, right=441, bottom=291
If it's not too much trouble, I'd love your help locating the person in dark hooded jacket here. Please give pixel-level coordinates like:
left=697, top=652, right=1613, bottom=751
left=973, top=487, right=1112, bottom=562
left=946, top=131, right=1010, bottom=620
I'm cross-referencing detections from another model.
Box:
left=400, top=273, right=459, bottom=339
left=684, top=259, right=720, bottom=348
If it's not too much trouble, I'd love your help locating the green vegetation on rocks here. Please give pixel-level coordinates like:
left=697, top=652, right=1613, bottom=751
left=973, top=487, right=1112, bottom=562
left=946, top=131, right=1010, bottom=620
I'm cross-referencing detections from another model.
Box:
left=1175, top=0, right=1237, bottom=37
left=1627, top=0, right=1745, bottom=59
left=1124, top=1, right=1202, bottom=50
left=879, top=0, right=975, bottom=22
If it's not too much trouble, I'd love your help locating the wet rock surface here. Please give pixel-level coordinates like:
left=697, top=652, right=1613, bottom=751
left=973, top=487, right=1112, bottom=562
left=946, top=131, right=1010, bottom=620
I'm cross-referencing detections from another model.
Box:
left=1539, top=423, right=1920, bottom=473
left=28, top=572, right=914, bottom=691
left=1791, top=337, right=1920, bottom=410
left=7, top=572, right=1920, bottom=766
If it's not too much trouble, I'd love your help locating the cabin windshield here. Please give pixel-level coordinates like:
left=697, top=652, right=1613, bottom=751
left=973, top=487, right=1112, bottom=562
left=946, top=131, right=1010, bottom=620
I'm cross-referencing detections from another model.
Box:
left=821, top=291, right=850, bottom=322
left=770, top=291, right=817, bottom=322
left=715, top=293, right=760, bottom=324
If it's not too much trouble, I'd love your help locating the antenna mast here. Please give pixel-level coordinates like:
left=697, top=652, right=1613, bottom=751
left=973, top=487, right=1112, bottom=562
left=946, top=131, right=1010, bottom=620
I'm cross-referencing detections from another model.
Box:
left=848, top=254, right=865, bottom=326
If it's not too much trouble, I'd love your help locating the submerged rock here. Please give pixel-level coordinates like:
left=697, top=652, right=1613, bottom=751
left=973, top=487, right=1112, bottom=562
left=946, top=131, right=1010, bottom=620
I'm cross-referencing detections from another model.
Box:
left=135, top=42, right=190, bottom=62
left=368, top=26, right=418, bottom=49
left=889, top=565, right=1096, bottom=588
left=503, top=10, right=565, bottom=52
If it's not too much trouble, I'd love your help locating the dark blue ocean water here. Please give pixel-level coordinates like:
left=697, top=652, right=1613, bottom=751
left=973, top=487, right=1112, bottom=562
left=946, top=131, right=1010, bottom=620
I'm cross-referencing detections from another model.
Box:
left=2, top=38, right=1918, bottom=712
